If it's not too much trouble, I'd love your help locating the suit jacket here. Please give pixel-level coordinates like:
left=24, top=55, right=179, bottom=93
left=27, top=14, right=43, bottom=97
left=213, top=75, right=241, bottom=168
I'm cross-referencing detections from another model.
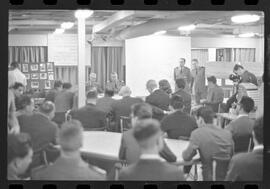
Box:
left=206, top=85, right=224, bottom=104
left=119, top=128, right=177, bottom=164
left=225, top=148, right=263, bottom=181
left=161, top=110, right=198, bottom=139
left=32, top=155, right=105, bottom=180
left=173, top=89, right=192, bottom=114
left=96, top=96, right=117, bottom=114
left=86, top=81, right=103, bottom=93
left=145, top=89, right=170, bottom=111
left=182, top=124, right=234, bottom=181
left=18, top=113, right=58, bottom=152
left=119, top=158, right=185, bottom=181
left=106, top=80, right=124, bottom=94
left=240, top=71, right=258, bottom=86
left=174, top=66, right=192, bottom=92
left=191, top=66, right=206, bottom=94
left=54, top=90, right=74, bottom=113
left=70, top=104, right=106, bottom=130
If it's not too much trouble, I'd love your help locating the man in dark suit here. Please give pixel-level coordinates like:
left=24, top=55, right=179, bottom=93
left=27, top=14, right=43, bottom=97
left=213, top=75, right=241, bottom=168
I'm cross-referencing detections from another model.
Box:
left=226, top=96, right=255, bottom=153
left=145, top=80, right=170, bottom=120
left=174, top=58, right=192, bottom=93
left=45, top=80, right=62, bottom=103
left=111, top=86, right=143, bottom=132
left=119, top=103, right=176, bottom=164
left=226, top=117, right=263, bottom=181
left=32, top=120, right=105, bottom=180
left=182, top=106, right=234, bottom=181
left=233, top=64, right=258, bottom=86
left=161, top=95, right=197, bottom=139
left=119, top=119, right=185, bottom=181
left=173, top=78, right=192, bottom=114
left=69, top=90, right=106, bottom=131
left=96, top=87, right=116, bottom=114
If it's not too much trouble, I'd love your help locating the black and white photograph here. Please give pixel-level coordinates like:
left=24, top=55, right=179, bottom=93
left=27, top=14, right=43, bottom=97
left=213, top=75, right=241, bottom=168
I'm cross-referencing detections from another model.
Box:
left=40, top=73, right=47, bottom=80
left=7, top=10, right=264, bottom=182
left=22, top=63, right=29, bottom=72
left=25, top=73, right=30, bottom=80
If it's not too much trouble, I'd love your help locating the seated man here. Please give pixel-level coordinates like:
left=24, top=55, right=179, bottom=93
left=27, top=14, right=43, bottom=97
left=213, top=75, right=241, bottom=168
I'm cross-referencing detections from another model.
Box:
left=201, top=76, right=224, bottom=112
left=182, top=106, right=234, bottom=181
left=173, top=78, right=192, bottom=114
left=225, top=117, right=263, bottom=181
left=226, top=96, right=255, bottom=153
left=70, top=90, right=106, bottom=131
left=161, top=94, right=197, bottom=139
left=86, top=72, right=103, bottom=93
left=106, top=72, right=124, bottom=94
left=119, top=103, right=176, bottom=164
left=15, top=94, right=35, bottom=117
left=119, top=119, right=185, bottom=181
left=32, top=120, right=105, bottom=180
left=96, top=86, right=116, bottom=114
left=45, top=80, right=62, bottom=103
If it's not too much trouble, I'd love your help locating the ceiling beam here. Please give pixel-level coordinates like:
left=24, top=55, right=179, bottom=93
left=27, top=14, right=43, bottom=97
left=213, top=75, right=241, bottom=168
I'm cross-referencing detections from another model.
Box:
left=9, top=20, right=97, bottom=26
left=92, top=11, right=136, bottom=33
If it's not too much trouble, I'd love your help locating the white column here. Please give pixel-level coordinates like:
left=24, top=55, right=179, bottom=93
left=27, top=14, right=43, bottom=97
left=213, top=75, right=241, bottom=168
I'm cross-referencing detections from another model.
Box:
left=77, top=17, right=86, bottom=108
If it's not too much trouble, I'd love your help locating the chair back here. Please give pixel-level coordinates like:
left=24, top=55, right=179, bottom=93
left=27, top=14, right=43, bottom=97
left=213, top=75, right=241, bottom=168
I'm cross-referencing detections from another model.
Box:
left=212, top=155, right=231, bottom=181
left=120, top=116, right=131, bottom=133
left=233, top=134, right=253, bottom=153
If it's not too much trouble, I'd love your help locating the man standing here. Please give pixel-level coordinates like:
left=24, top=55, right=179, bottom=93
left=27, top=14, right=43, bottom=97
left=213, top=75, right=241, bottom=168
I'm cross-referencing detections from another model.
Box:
left=86, top=72, right=103, bottom=93
left=8, top=62, right=27, bottom=88
left=191, top=59, right=206, bottom=105
left=233, top=64, right=258, bottom=86
left=106, top=72, right=124, bottom=94
left=174, top=58, right=192, bottom=92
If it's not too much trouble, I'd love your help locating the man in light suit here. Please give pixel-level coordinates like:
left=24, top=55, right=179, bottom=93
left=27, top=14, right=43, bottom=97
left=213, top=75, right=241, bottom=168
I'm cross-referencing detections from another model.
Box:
left=32, top=120, right=105, bottom=180
left=119, top=103, right=176, bottom=164
left=226, top=96, right=255, bottom=153
left=191, top=59, right=206, bottom=104
left=118, top=119, right=185, bottom=181
left=86, top=72, right=103, bottom=93
left=226, top=117, right=263, bottom=181
left=174, top=58, right=192, bottom=93
left=106, top=72, right=124, bottom=94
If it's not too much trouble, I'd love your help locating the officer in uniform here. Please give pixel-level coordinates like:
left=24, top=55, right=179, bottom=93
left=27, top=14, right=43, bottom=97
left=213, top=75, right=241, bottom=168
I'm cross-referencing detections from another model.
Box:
left=85, top=72, right=103, bottom=93
left=106, top=72, right=124, bottom=94
left=191, top=59, right=206, bottom=105
left=233, top=64, right=258, bottom=86
left=174, top=58, right=192, bottom=93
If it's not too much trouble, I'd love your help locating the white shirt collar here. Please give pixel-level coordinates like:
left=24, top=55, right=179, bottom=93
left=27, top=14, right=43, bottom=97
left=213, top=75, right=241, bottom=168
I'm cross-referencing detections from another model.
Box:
left=253, top=145, right=263, bottom=151
left=140, top=154, right=165, bottom=161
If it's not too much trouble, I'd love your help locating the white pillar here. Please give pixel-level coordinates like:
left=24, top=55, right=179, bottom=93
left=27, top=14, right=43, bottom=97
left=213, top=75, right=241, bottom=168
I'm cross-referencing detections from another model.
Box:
left=77, top=17, right=86, bottom=108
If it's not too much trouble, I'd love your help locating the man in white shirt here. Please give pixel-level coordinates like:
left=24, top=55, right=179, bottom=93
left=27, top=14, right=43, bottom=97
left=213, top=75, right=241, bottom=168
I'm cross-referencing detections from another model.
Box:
left=9, top=62, right=27, bottom=88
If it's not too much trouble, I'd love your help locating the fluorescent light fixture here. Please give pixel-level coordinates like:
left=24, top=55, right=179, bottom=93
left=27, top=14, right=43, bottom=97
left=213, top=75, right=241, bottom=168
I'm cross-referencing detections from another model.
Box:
left=53, top=28, right=65, bottom=34
left=75, top=10, right=94, bottom=19
left=153, top=30, right=167, bottom=35
left=61, top=22, right=74, bottom=29
left=178, top=24, right=196, bottom=31
left=231, top=14, right=260, bottom=24
left=238, top=32, right=256, bottom=38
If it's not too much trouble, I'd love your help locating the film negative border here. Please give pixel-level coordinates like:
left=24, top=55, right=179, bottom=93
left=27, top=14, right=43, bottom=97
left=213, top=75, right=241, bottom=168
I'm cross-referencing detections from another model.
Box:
left=1, top=0, right=270, bottom=189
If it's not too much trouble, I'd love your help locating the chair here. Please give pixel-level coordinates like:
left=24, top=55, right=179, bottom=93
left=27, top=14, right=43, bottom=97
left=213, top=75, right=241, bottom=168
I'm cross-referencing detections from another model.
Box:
left=173, top=158, right=201, bottom=181
left=114, top=160, right=127, bottom=180
left=120, top=116, right=131, bottom=133
left=233, top=134, right=253, bottom=153
left=212, top=156, right=231, bottom=181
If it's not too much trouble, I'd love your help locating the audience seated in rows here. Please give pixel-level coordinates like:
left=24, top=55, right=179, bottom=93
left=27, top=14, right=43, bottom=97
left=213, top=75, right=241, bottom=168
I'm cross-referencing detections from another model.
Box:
left=173, top=78, right=192, bottom=114
left=53, top=82, right=74, bottom=126
left=15, top=95, right=35, bottom=117
left=111, top=86, right=143, bottom=132
left=226, top=96, right=255, bottom=153
left=96, top=87, right=116, bottom=115
left=119, top=119, right=185, bottom=181
left=182, top=106, right=234, bottom=181
left=161, top=94, right=197, bottom=140
left=225, top=117, right=263, bottom=181
left=8, top=133, right=33, bottom=180
left=32, top=120, right=105, bottom=180
left=145, top=80, right=170, bottom=120
left=45, top=80, right=62, bottom=103
left=70, top=90, right=106, bottom=131
left=159, top=79, right=172, bottom=95
left=119, top=102, right=176, bottom=164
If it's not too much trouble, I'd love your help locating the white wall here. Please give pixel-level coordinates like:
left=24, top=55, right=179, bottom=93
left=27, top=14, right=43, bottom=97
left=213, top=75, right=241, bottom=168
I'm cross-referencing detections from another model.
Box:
left=9, top=34, right=48, bottom=46
left=125, top=36, right=191, bottom=97
left=191, top=37, right=264, bottom=63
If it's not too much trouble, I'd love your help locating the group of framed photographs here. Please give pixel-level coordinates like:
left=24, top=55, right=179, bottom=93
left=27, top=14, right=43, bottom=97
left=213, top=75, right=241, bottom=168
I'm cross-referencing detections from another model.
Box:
left=19, top=62, right=55, bottom=90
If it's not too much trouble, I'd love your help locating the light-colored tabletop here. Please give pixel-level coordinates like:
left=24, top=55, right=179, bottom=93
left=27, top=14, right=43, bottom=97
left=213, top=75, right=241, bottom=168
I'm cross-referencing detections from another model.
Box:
left=81, top=131, right=197, bottom=162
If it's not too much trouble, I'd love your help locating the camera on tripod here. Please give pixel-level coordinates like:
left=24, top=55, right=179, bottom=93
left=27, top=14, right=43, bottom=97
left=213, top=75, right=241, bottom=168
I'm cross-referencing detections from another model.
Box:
left=229, top=74, right=241, bottom=83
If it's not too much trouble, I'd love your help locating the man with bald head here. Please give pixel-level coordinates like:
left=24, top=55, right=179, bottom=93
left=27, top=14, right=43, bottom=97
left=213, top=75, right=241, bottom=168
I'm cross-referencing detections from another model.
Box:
left=111, top=86, right=143, bottom=132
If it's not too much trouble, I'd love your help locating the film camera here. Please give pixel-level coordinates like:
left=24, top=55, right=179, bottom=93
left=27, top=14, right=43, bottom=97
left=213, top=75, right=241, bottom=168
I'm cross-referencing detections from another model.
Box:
left=229, top=74, right=241, bottom=83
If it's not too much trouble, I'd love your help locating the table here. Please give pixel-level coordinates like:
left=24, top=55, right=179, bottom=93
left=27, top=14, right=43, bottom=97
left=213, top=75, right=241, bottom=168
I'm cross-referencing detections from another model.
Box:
left=81, top=131, right=198, bottom=162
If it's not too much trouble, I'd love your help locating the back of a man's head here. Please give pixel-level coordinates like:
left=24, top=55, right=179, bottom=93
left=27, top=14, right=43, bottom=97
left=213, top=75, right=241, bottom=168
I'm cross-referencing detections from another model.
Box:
left=146, top=80, right=157, bottom=90
left=86, top=89, right=98, bottom=100
left=131, top=103, right=152, bottom=120
left=54, top=80, right=63, bottom=89
left=233, top=64, right=244, bottom=72
left=175, top=78, right=186, bottom=89
left=196, top=106, right=215, bottom=124
left=59, top=120, right=83, bottom=152
left=239, top=96, right=255, bottom=113
left=253, top=117, right=263, bottom=145
left=10, top=62, right=19, bottom=69
left=119, top=86, right=131, bottom=97
left=39, top=101, right=55, bottom=115
left=62, top=82, right=72, bottom=90
left=170, top=94, right=184, bottom=110
left=133, top=119, right=161, bottom=149
left=12, top=82, right=24, bottom=90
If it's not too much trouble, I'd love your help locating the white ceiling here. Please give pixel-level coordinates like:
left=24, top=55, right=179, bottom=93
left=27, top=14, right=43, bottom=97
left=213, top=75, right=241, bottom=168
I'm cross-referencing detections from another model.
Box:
left=9, top=10, right=264, bottom=40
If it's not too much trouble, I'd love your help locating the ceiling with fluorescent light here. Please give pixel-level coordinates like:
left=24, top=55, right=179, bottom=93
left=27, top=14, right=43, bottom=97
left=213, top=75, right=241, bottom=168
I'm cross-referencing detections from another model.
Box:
left=9, top=10, right=264, bottom=41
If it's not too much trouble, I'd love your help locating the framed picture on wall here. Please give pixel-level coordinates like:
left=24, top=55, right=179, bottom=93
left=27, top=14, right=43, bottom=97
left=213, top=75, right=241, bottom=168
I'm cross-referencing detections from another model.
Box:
left=40, top=73, right=47, bottom=80
left=30, top=64, right=39, bottom=71
left=47, top=63, right=53, bottom=71
left=25, top=74, right=30, bottom=80
left=48, top=72, right=54, bottom=80
left=31, top=73, right=39, bottom=80
left=44, top=80, right=51, bottom=89
left=40, top=63, right=46, bottom=72
left=31, top=81, right=39, bottom=89
left=22, top=64, right=29, bottom=72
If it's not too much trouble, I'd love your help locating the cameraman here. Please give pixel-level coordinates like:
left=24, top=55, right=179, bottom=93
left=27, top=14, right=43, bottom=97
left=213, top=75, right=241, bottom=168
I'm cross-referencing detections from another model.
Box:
left=233, top=64, right=258, bottom=86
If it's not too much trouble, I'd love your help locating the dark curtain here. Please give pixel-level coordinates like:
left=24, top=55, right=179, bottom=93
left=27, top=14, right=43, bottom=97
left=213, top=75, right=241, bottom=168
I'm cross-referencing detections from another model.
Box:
left=8, top=46, right=48, bottom=65
left=91, top=47, right=125, bottom=89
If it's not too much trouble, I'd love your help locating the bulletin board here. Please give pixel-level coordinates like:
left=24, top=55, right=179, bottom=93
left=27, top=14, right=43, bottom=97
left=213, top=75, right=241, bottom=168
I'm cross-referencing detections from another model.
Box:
left=19, top=62, right=55, bottom=90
